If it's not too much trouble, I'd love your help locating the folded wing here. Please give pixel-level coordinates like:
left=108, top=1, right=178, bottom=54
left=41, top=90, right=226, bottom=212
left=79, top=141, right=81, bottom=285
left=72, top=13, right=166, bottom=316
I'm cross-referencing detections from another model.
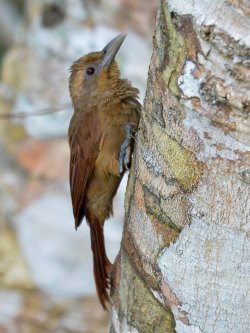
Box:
left=68, top=111, right=102, bottom=228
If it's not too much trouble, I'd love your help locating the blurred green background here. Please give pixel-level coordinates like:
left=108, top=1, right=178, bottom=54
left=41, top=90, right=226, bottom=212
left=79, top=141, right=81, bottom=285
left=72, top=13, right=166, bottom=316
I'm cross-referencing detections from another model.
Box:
left=0, top=0, right=154, bottom=332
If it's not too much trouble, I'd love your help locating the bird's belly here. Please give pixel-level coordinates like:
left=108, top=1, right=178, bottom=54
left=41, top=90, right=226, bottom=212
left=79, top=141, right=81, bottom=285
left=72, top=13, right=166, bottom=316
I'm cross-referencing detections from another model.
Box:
left=84, top=110, right=138, bottom=221
left=84, top=169, right=120, bottom=222
left=97, top=111, right=136, bottom=173
left=84, top=121, right=129, bottom=221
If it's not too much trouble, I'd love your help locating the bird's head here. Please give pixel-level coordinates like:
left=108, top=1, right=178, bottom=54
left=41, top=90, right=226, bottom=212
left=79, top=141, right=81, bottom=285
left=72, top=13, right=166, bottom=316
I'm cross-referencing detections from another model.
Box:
left=69, top=33, right=126, bottom=111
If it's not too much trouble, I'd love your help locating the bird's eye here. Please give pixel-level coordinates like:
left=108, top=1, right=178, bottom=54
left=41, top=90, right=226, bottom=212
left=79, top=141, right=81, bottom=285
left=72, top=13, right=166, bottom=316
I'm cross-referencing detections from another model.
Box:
left=86, top=67, right=95, bottom=75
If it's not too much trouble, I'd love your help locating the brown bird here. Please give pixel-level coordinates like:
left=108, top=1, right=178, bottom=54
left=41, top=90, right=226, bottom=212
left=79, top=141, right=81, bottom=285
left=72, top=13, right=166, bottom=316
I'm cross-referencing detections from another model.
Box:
left=68, top=33, right=141, bottom=308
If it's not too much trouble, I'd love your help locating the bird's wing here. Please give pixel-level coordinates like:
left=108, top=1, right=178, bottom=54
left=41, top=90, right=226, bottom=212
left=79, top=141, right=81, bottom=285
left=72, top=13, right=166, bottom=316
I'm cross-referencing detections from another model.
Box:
left=68, top=111, right=102, bottom=228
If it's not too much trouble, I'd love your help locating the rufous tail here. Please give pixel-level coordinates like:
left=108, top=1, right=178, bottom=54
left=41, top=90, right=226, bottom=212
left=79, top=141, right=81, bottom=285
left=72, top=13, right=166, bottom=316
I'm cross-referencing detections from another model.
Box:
left=89, top=218, right=112, bottom=309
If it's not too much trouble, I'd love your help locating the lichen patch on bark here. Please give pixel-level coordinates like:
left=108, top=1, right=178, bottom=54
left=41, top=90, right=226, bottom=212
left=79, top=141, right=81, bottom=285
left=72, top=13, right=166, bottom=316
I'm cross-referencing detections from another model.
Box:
left=116, top=251, right=176, bottom=333
left=152, top=122, right=201, bottom=191
left=160, top=2, right=188, bottom=96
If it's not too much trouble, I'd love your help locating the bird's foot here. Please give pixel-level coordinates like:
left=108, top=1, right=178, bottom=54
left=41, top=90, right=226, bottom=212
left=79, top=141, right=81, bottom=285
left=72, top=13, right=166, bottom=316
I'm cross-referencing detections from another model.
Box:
left=119, top=123, right=138, bottom=174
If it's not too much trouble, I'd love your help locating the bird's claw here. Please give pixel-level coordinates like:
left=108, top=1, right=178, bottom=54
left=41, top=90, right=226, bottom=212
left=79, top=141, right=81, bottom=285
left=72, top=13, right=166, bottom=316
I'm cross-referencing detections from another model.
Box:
left=119, top=123, right=138, bottom=174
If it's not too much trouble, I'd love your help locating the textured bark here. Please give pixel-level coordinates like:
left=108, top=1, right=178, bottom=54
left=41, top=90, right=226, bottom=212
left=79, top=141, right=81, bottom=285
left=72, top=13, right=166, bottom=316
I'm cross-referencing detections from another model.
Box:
left=110, top=0, right=250, bottom=332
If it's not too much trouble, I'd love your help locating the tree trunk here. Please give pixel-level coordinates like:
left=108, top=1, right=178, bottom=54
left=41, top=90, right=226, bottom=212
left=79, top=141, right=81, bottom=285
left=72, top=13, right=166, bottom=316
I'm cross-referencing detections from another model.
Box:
left=110, top=0, right=250, bottom=332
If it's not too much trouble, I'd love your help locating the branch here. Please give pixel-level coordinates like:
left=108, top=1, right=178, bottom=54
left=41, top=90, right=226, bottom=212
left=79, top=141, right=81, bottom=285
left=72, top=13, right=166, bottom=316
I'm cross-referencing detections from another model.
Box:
left=0, top=102, right=72, bottom=119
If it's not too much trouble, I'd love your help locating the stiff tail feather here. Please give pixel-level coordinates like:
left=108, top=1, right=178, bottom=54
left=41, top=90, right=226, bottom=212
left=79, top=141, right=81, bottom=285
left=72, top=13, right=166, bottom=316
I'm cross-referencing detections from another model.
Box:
left=89, top=219, right=112, bottom=309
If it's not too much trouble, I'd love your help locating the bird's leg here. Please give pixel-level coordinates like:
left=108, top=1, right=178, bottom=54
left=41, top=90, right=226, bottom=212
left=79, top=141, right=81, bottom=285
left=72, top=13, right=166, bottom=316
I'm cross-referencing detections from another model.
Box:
left=119, top=123, right=138, bottom=174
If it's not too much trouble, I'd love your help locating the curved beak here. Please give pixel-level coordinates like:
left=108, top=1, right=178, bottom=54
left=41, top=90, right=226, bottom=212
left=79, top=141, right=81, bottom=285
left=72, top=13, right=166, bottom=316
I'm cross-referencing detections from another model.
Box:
left=100, top=33, right=126, bottom=70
